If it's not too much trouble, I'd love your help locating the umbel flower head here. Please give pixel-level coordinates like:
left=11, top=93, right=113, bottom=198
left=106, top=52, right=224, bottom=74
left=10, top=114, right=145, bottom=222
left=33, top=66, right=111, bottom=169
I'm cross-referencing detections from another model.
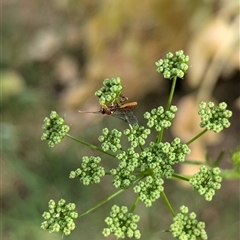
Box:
left=41, top=199, right=78, bottom=236
left=155, top=50, right=189, bottom=79
left=144, top=105, right=178, bottom=132
left=111, top=146, right=139, bottom=189
left=41, top=111, right=70, bottom=147
left=69, top=156, right=105, bottom=185
left=98, top=128, right=122, bottom=152
left=170, top=205, right=208, bottom=240
left=95, top=77, right=124, bottom=105
left=102, top=205, right=141, bottom=239
left=189, top=166, right=222, bottom=201
left=124, top=125, right=151, bottom=148
left=198, top=101, right=232, bottom=133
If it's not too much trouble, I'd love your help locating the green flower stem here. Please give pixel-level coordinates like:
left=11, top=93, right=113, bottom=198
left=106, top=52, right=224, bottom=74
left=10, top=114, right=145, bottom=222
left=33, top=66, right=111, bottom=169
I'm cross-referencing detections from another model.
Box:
left=157, top=76, right=177, bottom=143
left=139, top=145, right=144, bottom=152
left=172, top=173, right=190, bottom=181
left=220, top=170, right=240, bottom=179
left=166, top=76, right=177, bottom=111
left=78, top=188, right=125, bottom=218
left=186, top=129, right=208, bottom=145
left=157, top=129, right=164, bottom=144
left=66, top=134, right=115, bottom=158
left=212, top=150, right=224, bottom=167
left=78, top=177, right=144, bottom=218
left=130, top=196, right=140, bottom=213
left=161, top=191, right=175, bottom=217
left=182, top=160, right=207, bottom=165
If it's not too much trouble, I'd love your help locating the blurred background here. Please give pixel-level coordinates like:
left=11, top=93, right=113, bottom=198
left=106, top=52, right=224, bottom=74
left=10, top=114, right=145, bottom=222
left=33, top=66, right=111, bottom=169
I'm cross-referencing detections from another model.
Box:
left=2, top=0, right=239, bottom=239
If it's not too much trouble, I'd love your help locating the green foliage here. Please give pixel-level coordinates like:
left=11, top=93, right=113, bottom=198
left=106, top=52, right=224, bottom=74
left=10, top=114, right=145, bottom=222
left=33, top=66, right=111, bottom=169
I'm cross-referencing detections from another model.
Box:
left=40, top=50, right=235, bottom=239
left=231, top=149, right=240, bottom=173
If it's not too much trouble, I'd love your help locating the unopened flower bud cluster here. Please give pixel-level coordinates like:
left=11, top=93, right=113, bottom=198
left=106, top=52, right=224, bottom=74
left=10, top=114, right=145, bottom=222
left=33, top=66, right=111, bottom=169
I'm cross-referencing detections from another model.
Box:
left=69, top=156, right=105, bottom=185
left=41, top=111, right=70, bottom=147
left=189, top=166, right=222, bottom=201
left=102, top=205, right=141, bottom=239
left=198, top=101, right=232, bottom=133
left=124, top=125, right=151, bottom=148
left=170, top=205, right=208, bottom=240
left=95, top=77, right=123, bottom=105
left=139, top=138, right=191, bottom=179
left=134, top=176, right=164, bottom=207
left=128, top=139, right=190, bottom=207
left=98, top=128, right=122, bottom=152
left=41, top=199, right=78, bottom=236
left=144, top=105, right=177, bottom=132
left=111, top=147, right=139, bottom=189
left=155, top=50, right=189, bottom=79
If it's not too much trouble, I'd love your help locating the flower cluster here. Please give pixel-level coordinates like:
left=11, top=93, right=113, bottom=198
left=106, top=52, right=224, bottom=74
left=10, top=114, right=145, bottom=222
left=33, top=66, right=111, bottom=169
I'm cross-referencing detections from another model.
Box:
left=134, top=176, right=164, bottom=207
left=69, top=156, right=105, bottom=185
left=144, top=105, right=177, bottom=132
left=111, top=147, right=139, bottom=189
left=124, top=125, right=151, bottom=148
left=155, top=50, right=189, bottom=79
left=98, top=128, right=122, bottom=152
left=139, top=139, right=191, bottom=179
left=95, top=77, right=123, bottom=105
left=170, top=205, right=208, bottom=240
left=130, top=138, right=190, bottom=206
left=41, top=111, right=70, bottom=147
left=102, top=205, right=141, bottom=239
left=41, top=199, right=78, bottom=236
left=198, top=101, right=232, bottom=133
left=189, top=166, right=222, bottom=201
left=40, top=50, right=232, bottom=239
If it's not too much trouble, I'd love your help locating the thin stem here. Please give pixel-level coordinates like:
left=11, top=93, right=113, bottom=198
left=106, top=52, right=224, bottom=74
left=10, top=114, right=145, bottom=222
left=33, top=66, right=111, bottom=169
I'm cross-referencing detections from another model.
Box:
left=213, top=150, right=224, bottom=167
left=78, top=176, right=144, bottom=218
left=161, top=191, right=175, bottom=217
left=166, top=76, right=177, bottom=111
left=186, top=129, right=208, bottom=145
left=78, top=188, right=125, bottom=218
left=172, top=173, right=190, bottom=181
left=130, top=196, right=140, bottom=213
left=66, top=133, right=115, bottom=158
left=157, top=76, right=177, bottom=143
left=157, top=129, right=164, bottom=144
left=182, top=160, right=207, bottom=165
left=139, top=144, right=144, bottom=152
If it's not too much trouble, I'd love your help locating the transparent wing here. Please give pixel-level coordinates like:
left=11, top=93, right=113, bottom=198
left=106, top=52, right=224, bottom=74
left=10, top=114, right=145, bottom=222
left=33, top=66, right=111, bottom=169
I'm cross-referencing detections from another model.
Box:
left=124, top=110, right=138, bottom=125
left=111, top=110, right=138, bottom=126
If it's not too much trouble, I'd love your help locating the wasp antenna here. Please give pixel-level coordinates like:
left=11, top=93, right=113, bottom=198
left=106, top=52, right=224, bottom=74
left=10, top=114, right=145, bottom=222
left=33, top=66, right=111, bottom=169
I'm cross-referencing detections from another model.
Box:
left=78, top=110, right=100, bottom=114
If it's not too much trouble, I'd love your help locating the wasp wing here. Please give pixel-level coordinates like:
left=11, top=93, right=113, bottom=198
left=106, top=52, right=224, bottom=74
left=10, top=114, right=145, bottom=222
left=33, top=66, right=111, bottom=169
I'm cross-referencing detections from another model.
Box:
left=111, top=110, right=138, bottom=126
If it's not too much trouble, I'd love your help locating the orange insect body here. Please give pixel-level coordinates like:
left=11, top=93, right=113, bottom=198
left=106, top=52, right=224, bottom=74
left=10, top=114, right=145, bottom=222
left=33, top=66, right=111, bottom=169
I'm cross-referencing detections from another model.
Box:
left=79, top=102, right=137, bottom=115
left=118, top=102, right=137, bottom=111
left=78, top=96, right=138, bottom=125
